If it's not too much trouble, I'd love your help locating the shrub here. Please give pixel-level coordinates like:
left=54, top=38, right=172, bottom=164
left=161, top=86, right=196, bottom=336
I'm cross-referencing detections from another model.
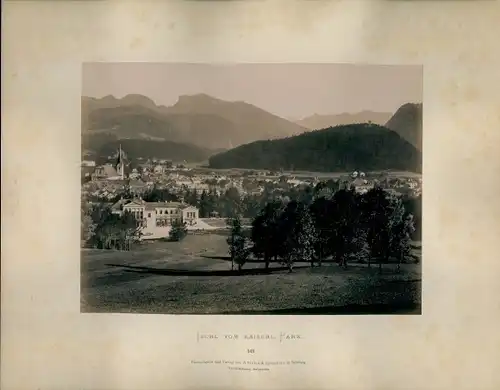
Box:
left=169, top=219, right=188, bottom=242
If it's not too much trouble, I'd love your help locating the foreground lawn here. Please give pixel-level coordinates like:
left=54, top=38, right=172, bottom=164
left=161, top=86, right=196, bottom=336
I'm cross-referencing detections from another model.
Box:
left=81, top=234, right=421, bottom=315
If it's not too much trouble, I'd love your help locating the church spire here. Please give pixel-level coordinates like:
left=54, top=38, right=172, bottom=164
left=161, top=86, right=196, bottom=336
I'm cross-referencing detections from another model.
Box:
left=116, top=144, right=124, bottom=180
left=120, top=144, right=124, bottom=180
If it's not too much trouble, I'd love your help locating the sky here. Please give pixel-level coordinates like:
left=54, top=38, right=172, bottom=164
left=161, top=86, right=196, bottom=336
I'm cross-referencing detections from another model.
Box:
left=82, top=63, right=422, bottom=120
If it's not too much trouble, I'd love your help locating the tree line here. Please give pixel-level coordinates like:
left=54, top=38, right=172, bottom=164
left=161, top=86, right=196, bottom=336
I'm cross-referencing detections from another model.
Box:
left=140, top=182, right=421, bottom=240
left=81, top=201, right=143, bottom=250
left=81, top=182, right=420, bottom=253
left=227, top=186, right=416, bottom=273
left=81, top=200, right=189, bottom=250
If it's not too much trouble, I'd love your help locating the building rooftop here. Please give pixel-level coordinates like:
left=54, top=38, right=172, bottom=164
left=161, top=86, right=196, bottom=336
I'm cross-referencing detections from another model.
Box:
left=128, top=179, right=146, bottom=187
left=144, top=201, right=185, bottom=210
left=95, top=164, right=120, bottom=178
left=113, top=199, right=194, bottom=211
left=110, top=198, right=130, bottom=211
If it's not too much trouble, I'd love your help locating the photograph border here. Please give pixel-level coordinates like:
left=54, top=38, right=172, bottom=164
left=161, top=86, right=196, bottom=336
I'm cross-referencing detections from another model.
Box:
left=3, top=1, right=500, bottom=389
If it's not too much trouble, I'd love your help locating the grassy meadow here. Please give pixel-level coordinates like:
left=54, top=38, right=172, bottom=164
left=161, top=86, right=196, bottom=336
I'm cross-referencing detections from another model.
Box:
left=81, top=233, right=421, bottom=315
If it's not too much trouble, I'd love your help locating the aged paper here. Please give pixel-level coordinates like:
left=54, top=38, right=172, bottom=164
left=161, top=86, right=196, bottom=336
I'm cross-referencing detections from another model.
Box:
left=2, top=1, right=500, bottom=389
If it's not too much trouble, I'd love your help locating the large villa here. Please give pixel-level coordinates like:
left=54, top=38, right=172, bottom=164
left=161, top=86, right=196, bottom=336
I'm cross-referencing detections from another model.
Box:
left=111, top=198, right=201, bottom=239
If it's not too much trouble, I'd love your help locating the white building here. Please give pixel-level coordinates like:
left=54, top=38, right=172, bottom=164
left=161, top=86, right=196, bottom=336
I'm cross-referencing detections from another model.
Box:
left=351, top=177, right=373, bottom=194
left=111, top=199, right=200, bottom=240
left=153, top=165, right=164, bottom=174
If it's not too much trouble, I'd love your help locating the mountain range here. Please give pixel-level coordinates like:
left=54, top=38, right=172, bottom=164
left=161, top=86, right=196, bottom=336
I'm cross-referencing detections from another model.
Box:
left=82, top=93, right=306, bottom=154
left=82, top=93, right=422, bottom=169
left=295, top=104, right=422, bottom=150
left=295, top=111, right=393, bottom=130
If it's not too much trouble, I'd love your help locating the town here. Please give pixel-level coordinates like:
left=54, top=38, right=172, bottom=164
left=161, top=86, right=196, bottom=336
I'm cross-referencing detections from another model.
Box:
left=82, top=145, right=422, bottom=240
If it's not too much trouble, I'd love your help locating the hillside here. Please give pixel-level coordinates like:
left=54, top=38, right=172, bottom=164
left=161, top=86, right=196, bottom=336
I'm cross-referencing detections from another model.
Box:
left=385, top=103, right=423, bottom=150
left=83, top=105, right=236, bottom=149
left=82, top=94, right=306, bottom=150
left=164, top=94, right=306, bottom=143
left=95, top=139, right=213, bottom=163
left=208, top=123, right=422, bottom=173
left=296, top=111, right=392, bottom=130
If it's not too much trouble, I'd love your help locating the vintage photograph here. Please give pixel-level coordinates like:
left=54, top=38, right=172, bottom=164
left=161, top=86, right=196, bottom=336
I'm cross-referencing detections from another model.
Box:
left=81, top=63, right=422, bottom=315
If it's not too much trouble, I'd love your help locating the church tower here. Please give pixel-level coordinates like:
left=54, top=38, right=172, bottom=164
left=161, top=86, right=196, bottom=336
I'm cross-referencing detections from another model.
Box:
left=116, top=144, right=125, bottom=180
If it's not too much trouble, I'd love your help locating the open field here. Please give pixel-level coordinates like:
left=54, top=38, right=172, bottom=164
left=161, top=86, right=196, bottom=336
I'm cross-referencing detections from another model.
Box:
left=81, top=234, right=421, bottom=315
left=193, top=166, right=421, bottom=179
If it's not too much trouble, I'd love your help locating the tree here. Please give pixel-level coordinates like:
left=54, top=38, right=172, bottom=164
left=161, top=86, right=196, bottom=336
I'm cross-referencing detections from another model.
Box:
left=222, top=187, right=243, bottom=217
left=301, top=210, right=318, bottom=268
left=361, top=187, right=390, bottom=270
left=169, top=219, right=188, bottom=242
left=81, top=201, right=96, bottom=247
left=251, top=200, right=285, bottom=269
left=89, top=204, right=115, bottom=249
left=361, top=187, right=411, bottom=272
left=278, top=201, right=316, bottom=272
left=313, top=181, right=326, bottom=196
left=143, top=186, right=179, bottom=203
left=87, top=205, right=142, bottom=251
left=309, top=196, right=334, bottom=266
left=313, top=181, right=334, bottom=200
left=207, top=189, right=220, bottom=215
left=199, top=190, right=212, bottom=218
left=118, top=210, right=143, bottom=250
left=298, top=185, right=314, bottom=205
left=327, top=189, right=361, bottom=268
left=390, top=213, right=415, bottom=272
left=325, top=179, right=340, bottom=192
left=402, top=194, right=421, bottom=241
left=242, top=196, right=261, bottom=219
left=185, top=189, right=199, bottom=206
left=226, top=215, right=248, bottom=271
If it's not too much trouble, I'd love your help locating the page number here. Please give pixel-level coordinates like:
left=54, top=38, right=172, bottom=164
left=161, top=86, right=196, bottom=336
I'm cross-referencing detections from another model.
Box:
left=247, top=349, right=255, bottom=354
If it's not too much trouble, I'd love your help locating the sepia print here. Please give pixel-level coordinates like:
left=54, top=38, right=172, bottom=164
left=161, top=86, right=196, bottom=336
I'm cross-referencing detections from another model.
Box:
left=80, top=63, right=422, bottom=315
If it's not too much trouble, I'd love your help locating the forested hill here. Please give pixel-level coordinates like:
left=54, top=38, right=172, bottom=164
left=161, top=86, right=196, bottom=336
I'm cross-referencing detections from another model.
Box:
left=208, top=123, right=422, bottom=173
